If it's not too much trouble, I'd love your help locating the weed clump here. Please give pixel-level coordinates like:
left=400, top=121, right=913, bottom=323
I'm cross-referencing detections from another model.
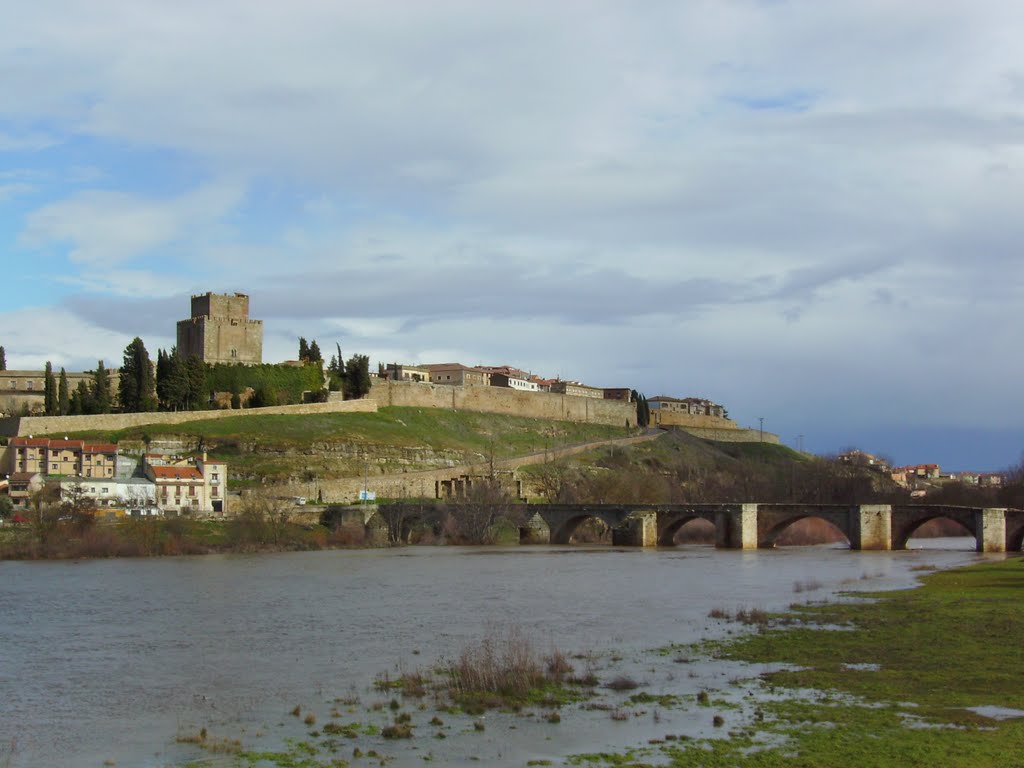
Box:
left=382, top=722, right=413, bottom=739
left=606, top=675, right=640, bottom=691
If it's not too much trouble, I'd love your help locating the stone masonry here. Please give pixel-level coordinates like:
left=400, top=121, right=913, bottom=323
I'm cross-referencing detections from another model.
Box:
left=176, top=292, right=263, bottom=365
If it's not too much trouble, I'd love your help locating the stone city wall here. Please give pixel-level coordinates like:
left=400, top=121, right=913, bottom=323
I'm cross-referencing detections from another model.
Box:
left=654, top=411, right=739, bottom=429
left=668, top=426, right=781, bottom=444
left=0, top=398, right=378, bottom=437
left=369, top=380, right=636, bottom=428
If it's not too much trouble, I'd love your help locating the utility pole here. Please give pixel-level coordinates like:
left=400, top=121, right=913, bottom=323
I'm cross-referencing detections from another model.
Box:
left=758, top=417, right=764, bottom=443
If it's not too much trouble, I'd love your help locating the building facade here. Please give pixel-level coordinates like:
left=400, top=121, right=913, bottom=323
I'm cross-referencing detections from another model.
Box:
left=176, top=292, right=263, bottom=365
left=1, top=369, right=120, bottom=416
left=4, top=437, right=118, bottom=479
left=425, top=363, right=491, bottom=387
left=549, top=380, right=604, bottom=399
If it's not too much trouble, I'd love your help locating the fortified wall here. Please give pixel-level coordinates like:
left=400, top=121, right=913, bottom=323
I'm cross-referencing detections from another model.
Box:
left=0, top=398, right=378, bottom=438
left=668, top=425, right=780, bottom=444
left=368, top=380, right=636, bottom=428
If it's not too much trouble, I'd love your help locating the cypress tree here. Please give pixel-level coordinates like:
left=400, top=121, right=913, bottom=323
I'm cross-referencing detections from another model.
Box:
left=70, top=380, right=91, bottom=415
left=92, top=361, right=112, bottom=414
left=44, top=362, right=57, bottom=416
left=58, top=368, right=69, bottom=415
left=185, top=356, right=207, bottom=410
left=0, top=345, right=6, bottom=370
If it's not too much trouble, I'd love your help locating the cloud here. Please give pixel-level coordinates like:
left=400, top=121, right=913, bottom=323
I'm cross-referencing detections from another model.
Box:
left=20, top=181, right=246, bottom=267
left=2, top=0, right=1024, bottom=461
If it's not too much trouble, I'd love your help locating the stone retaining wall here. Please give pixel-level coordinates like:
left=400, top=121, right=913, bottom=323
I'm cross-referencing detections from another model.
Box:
left=0, top=398, right=378, bottom=437
left=369, top=380, right=636, bottom=428
left=671, top=426, right=781, bottom=444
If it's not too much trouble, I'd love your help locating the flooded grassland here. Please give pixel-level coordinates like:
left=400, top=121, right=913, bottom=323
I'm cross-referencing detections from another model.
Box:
left=0, top=540, right=1017, bottom=767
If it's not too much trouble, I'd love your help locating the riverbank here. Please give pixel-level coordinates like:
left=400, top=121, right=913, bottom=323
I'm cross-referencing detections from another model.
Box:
left=0, top=518, right=366, bottom=559
left=573, top=557, right=1024, bottom=766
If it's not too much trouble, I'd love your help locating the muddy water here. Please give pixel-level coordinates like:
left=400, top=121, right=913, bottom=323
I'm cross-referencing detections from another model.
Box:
left=0, top=539, right=994, bottom=767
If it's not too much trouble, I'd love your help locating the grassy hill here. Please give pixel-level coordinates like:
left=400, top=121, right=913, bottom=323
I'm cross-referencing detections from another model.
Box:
left=519, top=428, right=895, bottom=506
left=63, top=406, right=638, bottom=486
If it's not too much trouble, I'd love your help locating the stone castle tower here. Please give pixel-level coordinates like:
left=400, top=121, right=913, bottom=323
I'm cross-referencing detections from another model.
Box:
left=176, top=292, right=263, bottom=365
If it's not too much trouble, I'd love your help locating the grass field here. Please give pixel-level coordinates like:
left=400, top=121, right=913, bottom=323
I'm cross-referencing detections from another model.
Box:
left=573, top=559, right=1024, bottom=767
left=62, top=406, right=635, bottom=457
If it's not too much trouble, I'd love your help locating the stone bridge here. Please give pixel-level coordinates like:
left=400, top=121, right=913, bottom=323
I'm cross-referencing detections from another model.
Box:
left=522, top=503, right=1024, bottom=552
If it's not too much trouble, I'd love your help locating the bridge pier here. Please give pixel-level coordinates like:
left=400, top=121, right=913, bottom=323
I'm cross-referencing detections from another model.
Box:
left=977, top=508, right=1007, bottom=553
left=611, top=512, right=658, bottom=547
left=715, top=504, right=759, bottom=549
left=850, top=504, right=892, bottom=550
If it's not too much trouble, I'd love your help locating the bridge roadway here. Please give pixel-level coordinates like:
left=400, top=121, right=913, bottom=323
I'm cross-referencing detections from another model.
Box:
left=522, top=503, right=1024, bottom=552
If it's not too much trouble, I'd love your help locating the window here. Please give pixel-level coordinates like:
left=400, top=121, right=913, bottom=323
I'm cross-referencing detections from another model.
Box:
left=101, top=487, right=108, bottom=494
left=51, top=463, right=58, bottom=470
left=8, top=380, right=14, bottom=390
left=26, top=381, right=34, bottom=390
left=212, top=487, right=219, bottom=497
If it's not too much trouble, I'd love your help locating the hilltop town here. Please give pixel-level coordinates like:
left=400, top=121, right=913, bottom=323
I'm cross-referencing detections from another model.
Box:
left=0, top=291, right=755, bottom=517
left=2, top=292, right=994, bottom=521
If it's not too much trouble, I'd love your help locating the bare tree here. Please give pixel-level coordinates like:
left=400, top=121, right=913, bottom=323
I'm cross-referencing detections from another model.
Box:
left=229, top=492, right=296, bottom=546
left=444, top=480, right=526, bottom=544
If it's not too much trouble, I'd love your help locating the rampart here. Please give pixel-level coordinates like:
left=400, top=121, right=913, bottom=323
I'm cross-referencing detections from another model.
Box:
left=654, top=411, right=739, bottom=429
left=0, top=398, right=378, bottom=437
left=671, top=426, right=781, bottom=444
left=369, top=380, right=636, bottom=428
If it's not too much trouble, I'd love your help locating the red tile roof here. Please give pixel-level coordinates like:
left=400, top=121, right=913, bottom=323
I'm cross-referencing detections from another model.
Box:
left=47, top=439, right=85, bottom=450
left=151, top=466, right=202, bottom=481
left=83, top=444, right=118, bottom=453
left=10, top=437, right=51, bottom=447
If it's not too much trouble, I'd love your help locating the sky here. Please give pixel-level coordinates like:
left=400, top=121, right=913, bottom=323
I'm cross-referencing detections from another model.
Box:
left=1, top=0, right=1023, bottom=471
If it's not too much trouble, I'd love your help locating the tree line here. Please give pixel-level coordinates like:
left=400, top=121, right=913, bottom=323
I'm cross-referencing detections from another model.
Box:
left=29, top=336, right=373, bottom=416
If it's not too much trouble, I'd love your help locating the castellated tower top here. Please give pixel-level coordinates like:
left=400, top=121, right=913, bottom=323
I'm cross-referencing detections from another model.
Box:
left=177, top=292, right=263, bottom=365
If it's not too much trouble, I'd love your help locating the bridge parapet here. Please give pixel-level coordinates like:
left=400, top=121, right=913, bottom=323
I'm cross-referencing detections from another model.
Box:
left=518, top=502, right=1023, bottom=551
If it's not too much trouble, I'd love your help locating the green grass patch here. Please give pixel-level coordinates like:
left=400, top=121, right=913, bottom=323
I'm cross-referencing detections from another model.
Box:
left=61, top=406, right=633, bottom=453
left=720, top=559, right=1024, bottom=720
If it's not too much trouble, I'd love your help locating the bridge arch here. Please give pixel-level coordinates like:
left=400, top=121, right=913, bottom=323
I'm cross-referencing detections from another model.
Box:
left=756, top=505, right=855, bottom=549
left=891, top=507, right=978, bottom=550
left=658, top=513, right=717, bottom=547
left=759, top=514, right=851, bottom=549
left=549, top=512, right=621, bottom=545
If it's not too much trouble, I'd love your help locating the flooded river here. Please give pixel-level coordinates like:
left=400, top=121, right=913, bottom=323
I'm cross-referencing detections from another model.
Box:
left=0, top=539, right=996, bottom=767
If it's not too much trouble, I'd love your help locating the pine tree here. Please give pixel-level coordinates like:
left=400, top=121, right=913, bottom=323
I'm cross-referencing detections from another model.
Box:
left=58, top=368, right=69, bottom=416
left=119, top=337, right=157, bottom=412
left=343, top=354, right=371, bottom=399
left=44, top=362, right=57, bottom=416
